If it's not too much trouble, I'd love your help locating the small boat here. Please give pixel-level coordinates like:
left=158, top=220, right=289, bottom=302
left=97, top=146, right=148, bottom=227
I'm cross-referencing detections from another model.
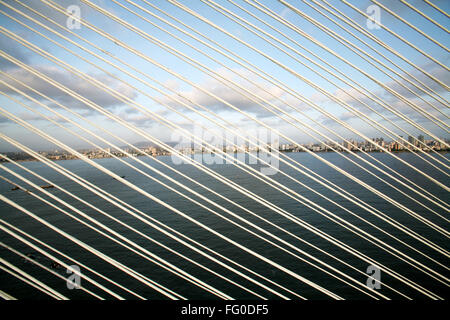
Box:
left=40, top=185, right=54, bottom=189
left=11, top=186, right=19, bottom=191
left=50, top=261, right=62, bottom=269
left=23, top=253, right=36, bottom=263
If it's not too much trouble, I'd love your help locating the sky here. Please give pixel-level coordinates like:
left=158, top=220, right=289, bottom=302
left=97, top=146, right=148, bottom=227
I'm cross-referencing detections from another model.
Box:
left=0, top=0, right=448, bottom=152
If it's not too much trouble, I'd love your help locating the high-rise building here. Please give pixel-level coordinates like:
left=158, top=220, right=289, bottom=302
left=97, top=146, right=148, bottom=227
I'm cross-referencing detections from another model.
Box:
left=418, top=135, right=425, bottom=143
left=408, top=135, right=416, bottom=147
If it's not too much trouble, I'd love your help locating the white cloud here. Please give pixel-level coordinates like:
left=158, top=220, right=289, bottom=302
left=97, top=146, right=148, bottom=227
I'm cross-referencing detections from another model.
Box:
left=0, top=65, right=138, bottom=111
left=309, top=61, right=449, bottom=124
left=156, top=68, right=309, bottom=118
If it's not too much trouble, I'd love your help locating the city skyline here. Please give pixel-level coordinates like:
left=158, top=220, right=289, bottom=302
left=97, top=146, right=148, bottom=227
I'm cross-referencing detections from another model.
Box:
left=2, top=134, right=447, bottom=163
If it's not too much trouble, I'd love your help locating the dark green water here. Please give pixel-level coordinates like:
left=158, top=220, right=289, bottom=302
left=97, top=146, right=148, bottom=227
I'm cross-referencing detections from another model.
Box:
left=0, top=152, right=448, bottom=299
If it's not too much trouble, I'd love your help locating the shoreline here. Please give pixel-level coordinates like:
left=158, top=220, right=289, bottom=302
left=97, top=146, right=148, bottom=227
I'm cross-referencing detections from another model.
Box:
left=1, top=149, right=448, bottom=164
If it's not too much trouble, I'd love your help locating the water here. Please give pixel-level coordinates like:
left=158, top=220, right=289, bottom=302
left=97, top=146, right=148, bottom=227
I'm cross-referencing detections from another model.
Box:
left=0, top=152, right=448, bottom=300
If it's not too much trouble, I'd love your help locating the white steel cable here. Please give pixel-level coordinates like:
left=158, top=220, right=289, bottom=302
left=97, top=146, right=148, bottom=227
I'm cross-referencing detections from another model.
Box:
left=2, top=10, right=446, bottom=242
left=306, top=0, right=449, bottom=108
left=4, top=26, right=450, bottom=252
left=2, top=81, right=443, bottom=298
left=371, top=0, right=449, bottom=51
left=0, top=176, right=230, bottom=301
left=0, top=239, right=103, bottom=299
left=221, top=0, right=449, bottom=128
left=0, top=71, right=442, bottom=300
left=6, top=61, right=440, bottom=298
left=0, top=28, right=446, bottom=278
left=37, top=0, right=450, bottom=221
left=120, top=0, right=450, bottom=199
left=4, top=35, right=450, bottom=278
left=188, top=0, right=450, bottom=208
left=0, top=92, right=318, bottom=302
left=0, top=144, right=375, bottom=300
left=0, top=88, right=391, bottom=300
left=0, top=218, right=145, bottom=300
left=0, top=193, right=184, bottom=299
left=119, top=0, right=450, bottom=208
left=0, top=146, right=236, bottom=300
left=157, top=0, right=450, bottom=214
left=0, top=155, right=301, bottom=301
left=244, top=0, right=450, bottom=142
left=0, top=260, right=64, bottom=299
left=0, top=164, right=266, bottom=300
left=423, top=0, right=450, bottom=19
left=0, top=117, right=314, bottom=300
left=0, top=100, right=308, bottom=300
left=163, top=0, right=450, bottom=188
left=1, top=0, right=444, bottom=298
left=3, top=110, right=410, bottom=300
left=0, top=108, right=341, bottom=300
left=0, top=256, right=68, bottom=299
left=6, top=2, right=445, bottom=228
left=0, top=290, right=16, bottom=300
left=0, top=156, right=274, bottom=300
left=0, top=131, right=421, bottom=300
left=1, top=198, right=187, bottom=300
left=274, top=0, right=450, bottom=135
left=145, top=0, right=449, bottom=146
left=91, top=0, right=450, bottom=189
left=60, top=0, right=450, bottom=158
left=51, top=0, right=450, bottom=248
left=4, top=63, right=447, bottom=279
left=30, top=0, right=449, bottom=213
left=1, top=58, right=447, bottom=289
left=317, top=0, right=449, bottom=96
left=401, top=0, right=449, bottom=33
left=0, top=76, right=419, bottom=300
left=292, top=0, right=449, bottom=122
left=0, top=98, right=307, bottom=300
left=226, top=0, right=449, bottom=162
left=3, top=144, right=312, bottom=299
left=0, top=4, right=446, bottom=298
left=0, top=194, right=185, bottom=300
left=1, top=41, right=448, bottom=274
left=340, top=0, right=449, bottom=72
left=0, top=165, right=234, bottom=300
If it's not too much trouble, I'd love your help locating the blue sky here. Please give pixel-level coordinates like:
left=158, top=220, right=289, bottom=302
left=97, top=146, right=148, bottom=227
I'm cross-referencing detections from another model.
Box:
left=0, top=0, right=448, bottom=152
